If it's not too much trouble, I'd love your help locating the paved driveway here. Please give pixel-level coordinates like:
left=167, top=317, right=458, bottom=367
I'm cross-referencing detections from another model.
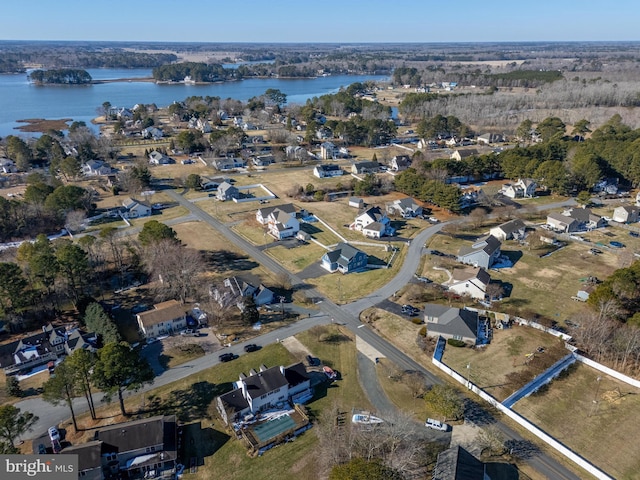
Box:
left=297, top=261, right=329, bottom=280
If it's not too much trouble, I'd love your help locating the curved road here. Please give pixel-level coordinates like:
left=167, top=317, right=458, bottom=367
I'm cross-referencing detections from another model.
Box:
left=19, top=190, right=582, bottom=479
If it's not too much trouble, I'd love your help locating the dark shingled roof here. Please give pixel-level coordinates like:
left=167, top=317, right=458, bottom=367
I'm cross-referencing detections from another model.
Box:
left=433, top=445, right=484, bottom=480
left=284, top=362, right=310, bottom=387
left=95, top=415, right=176, bottom=458
left=243, top=365, right=289, bottom=399
left=62, top=440, right=102, bottom=472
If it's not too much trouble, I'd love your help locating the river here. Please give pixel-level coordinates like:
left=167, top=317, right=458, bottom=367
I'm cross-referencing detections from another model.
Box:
left=0, top=68, right=388, bottom=137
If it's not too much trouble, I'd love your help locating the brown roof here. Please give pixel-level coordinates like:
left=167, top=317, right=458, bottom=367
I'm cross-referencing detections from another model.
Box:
left=137, top=300, right=187, bottom=328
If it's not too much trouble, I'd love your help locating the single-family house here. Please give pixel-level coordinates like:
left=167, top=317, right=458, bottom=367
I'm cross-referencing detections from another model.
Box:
left=457, top=235, right=502, bottom=269
left=352, top=206, right=394, bottom=237
left=188, top=117, right=212, bottom=133
left=612, top=205, right=640, bottom=224
left=217, top=181, right=240, bottom=201
left=256, top=203, right=297, bottom=225
left=285, top=145, right=312, bottom=161
left=450, top=149, right=478, bottom=161
left=210, top=276, right=274, bottom=311
left=321, top=243, right=368, bottom=274
left=148, top=151, right=174, bottom=165
left=424, top=305, right=479, bottom=345
left=477, top=133, right=504, bottom=145
left=216, top=363, right=312, bottom=425
left=386, top=197, right=423, bottom=217
left=82, top=159, right=113, bottom=177
left=94, top=415, right=177, bottom=479
left=320, top=142, right=336, bottom=160
left=389, top=155, right=412, bottom=172
left=0, top=324, right=97, bottom=376
left=351, top=161, right=380, bottom=174
left=252, top=154, right=274, bottom=167
left=313, top=164, right=344, bottom=178
left=61, top=441, right=102, bottom=480
left=489, top=218, right=526, bottom=242
left=263, top=206, right=300, bottom=239
left=0, top=158, right=17, bottom=173
left=447, top=267, right=490, bottom=301
left=212, top=157, right=247, bottom=171
left=546, top=207, right=605, bottom=232
left=121, top=197, right=152, bottom=219
left=500, top=178, right=536, bottom=199
left=349, top=197, right=364, bottom=209
left=315, top=127, right=332, bottom=140
left=433, top=445, right=485, bottom=480
left=200, top=176, right=227, bottom=191
left=136, top=300, right=188, bottom=338
left=141, top=126, right=164, bottom=140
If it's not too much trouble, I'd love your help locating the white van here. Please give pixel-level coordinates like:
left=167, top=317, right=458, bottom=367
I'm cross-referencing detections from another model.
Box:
left=425, top=418, right=448, bottom=431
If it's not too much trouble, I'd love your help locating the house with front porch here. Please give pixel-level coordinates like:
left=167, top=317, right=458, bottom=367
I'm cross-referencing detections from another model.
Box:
left=501, top=178, right=537, bottom=198
left=351, top=161, right=380, bottom=174
left=256, top=204, right=300, bottom=239
left=313, top=164, right=344, bottom=178
left=136, top=300, right=188, bottom=338
left=321, top=243, right=368, bottom=274
left=546, top=207, right=605, bottom=232
left=216, top=363, right=312, bottom=425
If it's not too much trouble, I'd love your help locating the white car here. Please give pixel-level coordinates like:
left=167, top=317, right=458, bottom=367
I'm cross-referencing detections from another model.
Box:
left=48, top=426, right=60, bottom=442
left=425, top=418, right=448, bottom=431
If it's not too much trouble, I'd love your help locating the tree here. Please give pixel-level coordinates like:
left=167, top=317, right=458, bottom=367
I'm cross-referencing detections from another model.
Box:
left=185, top=173, right=201, bottom=189
left=44, top=185, right=88, bottom=214
left=241, top=296, right=260, bottom=325
left=67, top=349, right=97, bottom=420
left=84, top=302, right=121, bottom=344
left=93, top=342, right=154, bottom=417
left=329, top=458, right=403, bottom=480
left=43, top=361, right=80, bottom=432
left=0, top=263, right=27, bottom=314
left=55, top=240, right=90, bottom=303
left=536, top=117, right=566, bottom=142
left=0, top=405, right=38, bottom=447
left=572, top=119, right=591, bottom=140
left=24, top=182, right=54, bottom=205
left=477, top=425, right=507, bottom=456
left=516, top=119, right=534, bottom=144
left=5, top=377, right=21, bottom=398
left=423, top=384, right=464, bottom=422
left=138, top=220, right=178, bottom=246
left=264, top=88, right=287, bottom=109
left=576, top=191, right=592, bottom=207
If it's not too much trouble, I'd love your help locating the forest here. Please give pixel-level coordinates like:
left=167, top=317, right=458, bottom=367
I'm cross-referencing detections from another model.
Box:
left=27, top=69, right=92, bottom=85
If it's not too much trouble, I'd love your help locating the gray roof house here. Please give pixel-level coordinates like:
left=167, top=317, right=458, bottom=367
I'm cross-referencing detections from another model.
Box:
left=546, top=207, right=605, bottom=232
left=121, top=197, right=152, bottom=219
left=351, top=161, right=380, bottom=174
left=612, top=205, right=640, bottom=224
left=433, top=445, right=485, bottom=480
left=321, top=243, right=368, bottom=274
left=457, top=235, right=502, bottom=269
left=389, top=155, right=412, bottom=172
left=447, top=267, right=490, bottom=300
left=216, top=363, right=312, bottom=425
left=94, top=415, right=177, bottom=479
left=148, top=151, right=174, bottom=165
left=424, top=305, right=479, bottom=344
left=82, top=159, right=113, bottom=176
left=210, top=276, right=274, bottom=311
left=489, top=218, right=526, bottom=242
left=61, top=441, right=102, bottom=480
left=386, top=197, right=423, bottom=217
left=217, top=181, right=240, bottom=201
left=313, top=164, right=344, bottom=178
left=353, top=206, right=394, bottom=237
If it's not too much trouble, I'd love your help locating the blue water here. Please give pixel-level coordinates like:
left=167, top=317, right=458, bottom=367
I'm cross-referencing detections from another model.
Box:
left=0, top=68, right=388, bottom=137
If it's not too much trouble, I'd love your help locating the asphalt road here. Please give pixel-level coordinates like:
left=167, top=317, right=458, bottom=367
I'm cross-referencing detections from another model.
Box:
left=18, top=189, right=583, bottom=479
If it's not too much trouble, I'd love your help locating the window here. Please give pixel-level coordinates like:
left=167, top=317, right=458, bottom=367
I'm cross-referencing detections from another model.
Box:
left=453, top=335, right=463, bottom=341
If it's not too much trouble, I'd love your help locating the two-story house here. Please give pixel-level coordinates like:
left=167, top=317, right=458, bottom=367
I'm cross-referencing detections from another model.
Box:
left=216, top=363, right=312, bottom=425
left=489, top=218, right=526, bottom=242
left=95, top=415, right=177, bottom=479
left=121, top=197, right=152, bottom=219
left=546, top=207, right=605, bottom=233
left=256, top=204, right=299, bottom=239
left=216, top=181, right=240, bottom=201
left=352, top=206, right=394, bottom=238
left=457, top=235, right=502, bottom=269
left=136, top=300, right=188, bottom=338
left=386, top=197, right=423, bottom=218
left=321, top=243, right=368, bottom=274
left=210, top=276, right=274, bottom=311
left=447, top=267, right=491, bottom=301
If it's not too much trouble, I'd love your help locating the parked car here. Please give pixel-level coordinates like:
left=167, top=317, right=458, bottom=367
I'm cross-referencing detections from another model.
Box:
left=306, top=355, right=320, bottom=366
left=425, top=418, right=448, bottom=431
left=630, top=231, right=639, bottom=238
left=180, top=329, right=200, bottom=337
left=37, top=443, right=47, bottom=454
left=428, top=217, right=440, bottom=224
left=48, top=426, right=60, bottom=442
left=218, top=353, right=235, bottom=362
left=401, top=304, right=419, bottom=315
left=244, top=344, right=259, bottom=353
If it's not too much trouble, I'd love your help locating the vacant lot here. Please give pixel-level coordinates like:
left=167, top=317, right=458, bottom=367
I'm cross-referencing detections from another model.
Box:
left=442, top=326, right=569, bottom=401
left=514, top=362, right=640, bottom=480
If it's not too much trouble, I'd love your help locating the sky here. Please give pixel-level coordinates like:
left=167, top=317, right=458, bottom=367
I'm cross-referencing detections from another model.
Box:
left=2, top=0, right=639, bottom=43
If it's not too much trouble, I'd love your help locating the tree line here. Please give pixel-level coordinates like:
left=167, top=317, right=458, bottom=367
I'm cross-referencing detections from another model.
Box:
left=28, top=69, right=92, bottom=85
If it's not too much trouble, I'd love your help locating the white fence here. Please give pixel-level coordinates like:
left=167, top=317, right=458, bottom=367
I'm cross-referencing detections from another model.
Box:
left=574, top=353, right=640, bottom=389
left=432, top=347, right=614, bottom=480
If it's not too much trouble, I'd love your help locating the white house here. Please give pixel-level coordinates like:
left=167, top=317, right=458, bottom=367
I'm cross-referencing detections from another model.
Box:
left=121, top=197, right=151, bottom=218
left=352, top=206, right=394, bottom=237
left=457, top=235, right=502, bottom=269
left=320, top=142, right=336, bottom=160
left=141, top=127, right=164, bottom=140
left=210, top=276, right=274, bottom=311
left=313, top=164, right=344, bottom=178
left=136, top=300, right=188, bottom=338
left=386, top=197, right=423, bottom=217
left=489, top=218, right=526, bottom=242
left=82, top=159, right=112, bottom=176
left=217, top=181, right=240, bottom=201
left=216, top=363, right=312, bottom=425
left=450, top=149, right=478, bottom=161
left=500, top=178, right=537, bottom=199
left=256, top=204, right=299, bottom=239
left=148, top=151, right=174, bottom=165
left=0, top=158, right=18, bottom=173
left=447, top=267, right=490, bottom=300
left=389, top=155, right=412, bottom=172
left=612, top=205, right=640, bottom=224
